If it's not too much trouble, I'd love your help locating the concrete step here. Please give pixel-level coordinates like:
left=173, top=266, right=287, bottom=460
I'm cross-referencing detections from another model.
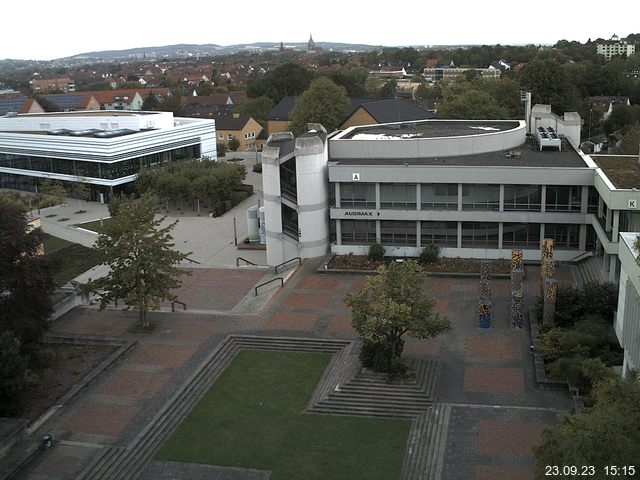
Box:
left=309, top=404, right=420, bottom=419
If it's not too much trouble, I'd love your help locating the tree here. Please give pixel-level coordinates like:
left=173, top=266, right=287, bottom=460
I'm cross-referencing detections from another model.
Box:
left=518, top=59, right=580, bottom=114
left=534, top=372, right=640, bottom=477
left=437, top=87, right=508, bottom=120
left=71, top=179, right=90, bottom=209
left=289, top=77, right=349, bottom=134
left=0, top=199, right=56, bottom=344
left=86, top=195, right=190, bottom=327
left=344, top=260, right=451, bottom=373
left=228, top=136, right=240, bottom=152
left=237, top=95, right=274, bottom=127
left=330, top=66, right=370, bottom=97
left=142, top=91, right=160, bottom=111
left=382, top=79, right=398, bottom=98
left=617, top=126, right=640, bottom=155
left=247, top=63, right=315, bottom=104
left=0, top=332, right=28, bottom=417
left=39, top=179, right=67, bottom=206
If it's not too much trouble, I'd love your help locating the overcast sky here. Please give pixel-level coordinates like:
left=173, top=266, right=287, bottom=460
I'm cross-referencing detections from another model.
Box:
left=2, top=0, right=638, bottom=61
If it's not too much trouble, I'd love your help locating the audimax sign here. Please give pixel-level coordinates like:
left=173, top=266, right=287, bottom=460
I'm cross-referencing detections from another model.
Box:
left=344, top=211, right=381, bottom=216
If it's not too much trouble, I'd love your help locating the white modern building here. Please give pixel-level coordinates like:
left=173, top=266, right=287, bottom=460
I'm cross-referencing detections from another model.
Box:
left=596, top=34, right=636, bottom=60
left=615, top=232, right=640, bottom=377
left=261, top=105, right=640, bottom=285
left=0, top=110, right=216, bottom=201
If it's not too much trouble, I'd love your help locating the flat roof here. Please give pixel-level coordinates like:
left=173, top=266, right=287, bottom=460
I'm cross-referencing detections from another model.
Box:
left=12, top=110, right=157, bottom=117
left=330, top=137, right=588, bottom=168
left=592, top=155, right=640, bottom=189
left=341, top=120, right=521, bottom=140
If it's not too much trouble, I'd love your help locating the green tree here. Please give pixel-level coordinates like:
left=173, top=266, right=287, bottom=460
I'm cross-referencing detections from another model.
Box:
left=86, top=195, right=190, bottom=327
left=71, top=179, right=90, bottom=209
left=237, top=95, right=274, bottom=127
left=534, top=372, right=640, bottom=478
left=330, top=66, right=370, bottom=97
left=344, top=260, right=451, bottom=372
left=289, top=77, right=349, bottom=134
left=518, top=59, right=580, bottom=114
left=617, top=126, right=640, bottom=155
left=0, top=331, right=28, bottom=417
left=40, top=179, right=67, bottom=206
left=0, top=199, right=55, bottom=344
left=247, top=63, right=314, bottom=104
left=437, top=87, right=508, bottom=119
left=382, top=79, right=398, bottom=98
left=142, top=91, right=160, bottom=110
left=228, top=136, right=241, bottom=152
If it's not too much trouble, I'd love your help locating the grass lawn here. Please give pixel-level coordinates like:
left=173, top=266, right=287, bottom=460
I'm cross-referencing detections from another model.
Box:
left=75, top=217, right=113, bottom=233
left=156, top=350, right=411, bottom=480
left=43, top=234, right=101, bottom=285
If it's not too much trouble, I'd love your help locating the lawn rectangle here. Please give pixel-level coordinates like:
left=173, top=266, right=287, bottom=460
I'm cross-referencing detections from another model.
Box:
left=75, top=217, right=113, bottom=233
left=43, top=234, right=101, bottom=285
left=156, top=350, right=411, bottom=480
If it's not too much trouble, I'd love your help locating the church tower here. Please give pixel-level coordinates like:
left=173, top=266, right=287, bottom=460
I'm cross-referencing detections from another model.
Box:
left=308, top=34, right=316, bottom=52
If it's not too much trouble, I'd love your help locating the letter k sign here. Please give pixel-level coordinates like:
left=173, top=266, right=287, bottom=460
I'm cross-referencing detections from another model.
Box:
left=629, top=199, right=637, bottom=209
left=352, top=173, right=360, bottom=181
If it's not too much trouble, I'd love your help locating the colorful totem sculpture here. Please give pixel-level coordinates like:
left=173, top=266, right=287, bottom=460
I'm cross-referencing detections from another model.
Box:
left=479, top=260, right=492, bottom=328
left=510, top=249, right=524, bottom=328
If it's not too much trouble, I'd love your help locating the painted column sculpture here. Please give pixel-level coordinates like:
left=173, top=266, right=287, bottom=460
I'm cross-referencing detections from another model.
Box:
left=542, top=279, right=559, bottom=325
left=510, top=249, right=524, bottom=329
left=540, top=238, right=554, bottom=297
left=479, top=260, right=492, bottom=328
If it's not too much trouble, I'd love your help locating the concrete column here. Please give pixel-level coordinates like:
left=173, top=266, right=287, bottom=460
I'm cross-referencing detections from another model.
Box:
left=416, top=184, right=421, bottom=211
left=335, top=183, right=341, bottom=209
left=375, top=183, right=381, bottom=210
left=499, top=185, right=504, bottom=213
left=605, top=207, right=612, bottom=232
left=376, top=220, right=381, bottom=243
left=598, top=196, right=603, bottom=218
left=498, top=222, right=504, bottom=250
left=540, top=185, right=546, bottom=213
left=612, top=210, right=620, bottom=239
left=539, top=224, right=545, bottom=249
left=458, top=184, right=463, bottom=211
left=609, top=255, right=617, bottom=282
left=416, top=221, right=421, bottom=249
left=457, top=221, right=462, bottom=249
left=581, top=185, right=589, bottom=214
left=579, top=224, right=587, bottom=251
left=336, top=219, right=342, bottom=245
left=602, top=252, right=608, bottom=272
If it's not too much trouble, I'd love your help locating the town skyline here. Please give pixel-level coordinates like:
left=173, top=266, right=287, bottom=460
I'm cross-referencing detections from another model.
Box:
left=2, top=0, right=638, bottom=61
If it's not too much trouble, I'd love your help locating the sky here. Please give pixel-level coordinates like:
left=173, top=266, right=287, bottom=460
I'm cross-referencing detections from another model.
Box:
left=2, top=0, right=639, bottom=61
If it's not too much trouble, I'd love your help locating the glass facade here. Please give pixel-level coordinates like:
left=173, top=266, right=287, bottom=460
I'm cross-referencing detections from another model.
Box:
left=380, top=183, right=416, bottom=209
left=380, top=221, right=417, bottom=245
left=502, top=223, right=540, bottom=248
left=421, top=184, right=458, bottom=210
left=421, top=221, right=458, bottom=247
left=0, top=145, right=200, bottom=181
left=461, top=184, right=500, bottom=210
left=545, top=186, right=582, bottom=212
left=461, top=222, right=499, bottom=248
left=281, top=204, right=298, bottom=239
left=340, top=183, right=376, bottom=208
left=341, top=220, right=377, bottom=245
left=544, top=223, right=580, bottom=249
left=503, top=185, right=542, bottom=211
left=279, top=158, right=297, bottom=203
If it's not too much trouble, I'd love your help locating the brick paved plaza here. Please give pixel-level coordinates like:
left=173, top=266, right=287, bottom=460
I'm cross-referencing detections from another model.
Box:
left=6, top=258, right=573, bottom=479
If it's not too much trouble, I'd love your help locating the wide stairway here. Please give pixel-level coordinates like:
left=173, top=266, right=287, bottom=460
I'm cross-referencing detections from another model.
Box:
left=575, top=255, right=605, bottom=286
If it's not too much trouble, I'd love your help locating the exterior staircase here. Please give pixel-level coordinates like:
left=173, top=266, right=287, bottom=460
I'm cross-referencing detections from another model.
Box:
left=575, top=255, right=605, bottom=286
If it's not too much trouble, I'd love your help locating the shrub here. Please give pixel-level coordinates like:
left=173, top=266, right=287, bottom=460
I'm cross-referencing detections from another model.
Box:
left=368, top=242, right=385, bottom=261
left=580, top=282, right=618, bottom=323
left=228, top=136, right=240, bottom=151
left=252, top=163, right=262, bottom=173
left=216, top=142, right=227, bottom=157
left=0, top=332, right=27, bottom=417
left=107, top=194, right=125, bottom=217
left=419, top=244, right=440, bottom=265
left=359, top=339, right=408, bottom=378
left=540, top=327, right=564, bottom=363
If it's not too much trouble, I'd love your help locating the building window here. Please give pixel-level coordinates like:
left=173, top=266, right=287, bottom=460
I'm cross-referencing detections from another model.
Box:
left=461, top=184, right=500, bottom=210
left=421, top=184, right=458, bottom=210
left=341, top=220, right=377, bottom=245
left=421, top=221, right=458, bottom=247
left=503, top=185, right=542, bottom=211
left=461, top=222, right=499, bottom=248
left=502, top=223, right=540, bottom=248
left=380, top=183, right=416, bottom=209
left=279, top=158, right=297, bottom=203
left=340, top=183, right=376, bottom=208
left=228, top=134, right=233, bottom=140
left=546, top=186, right=582, bottom=212
left=588, top=186, right=599, bottom=214
left=380, top=221, right=416, bottom=246
left=218, top=135, right=223, bottom=140
left=281, top=204, right=298, bottom=240
left=544, top=224, right=579, bottom=249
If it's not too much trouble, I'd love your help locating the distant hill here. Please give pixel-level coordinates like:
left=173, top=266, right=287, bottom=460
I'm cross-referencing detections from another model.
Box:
left=68, top=42, right=380, bottom=60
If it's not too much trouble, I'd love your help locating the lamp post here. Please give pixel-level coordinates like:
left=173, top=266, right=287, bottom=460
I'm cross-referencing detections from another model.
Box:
left=588, top=108, right=592, bottom=142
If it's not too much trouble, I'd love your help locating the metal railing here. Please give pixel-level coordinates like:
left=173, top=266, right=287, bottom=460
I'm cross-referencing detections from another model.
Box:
left=274, top=257, right=301, bottom=274
left=236, top=257, right=257, bottom=266
left=185, top=257, right=202, bottom=264
left=255, top=277, right=283, bottom=296
left=171, top=300, right=187, bottom=312
left=569, top=251, right=594, bottom=264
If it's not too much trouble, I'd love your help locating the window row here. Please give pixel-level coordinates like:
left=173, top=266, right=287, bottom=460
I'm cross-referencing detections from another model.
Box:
left=337, top=183, right=598, bottom=213
left=0, top=145, right=200, bottom=180
left=340, top=220, right=580, bottom=249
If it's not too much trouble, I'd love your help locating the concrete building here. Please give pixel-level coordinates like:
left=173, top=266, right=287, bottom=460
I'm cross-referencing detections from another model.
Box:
left=615, top=233, right=640, bottom=377
left=596, top=34, right=636, bottom=60
left=261, top=105, right=640, bottom=285
left=0, top=110, right=216, bottom=202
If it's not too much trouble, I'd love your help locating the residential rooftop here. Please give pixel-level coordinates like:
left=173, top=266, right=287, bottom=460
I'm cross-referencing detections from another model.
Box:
left=592, top=155, right=640, bottom=189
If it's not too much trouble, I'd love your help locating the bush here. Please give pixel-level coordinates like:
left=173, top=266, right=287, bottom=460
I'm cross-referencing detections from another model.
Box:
left=419, top=244, right=440, bottom=265
left=368, top=242, right=385, bottom=261
left=228, top=136, right=240, bottom=151
left=216, top=142, right=227, bottom=157
left=252, top=163, right=262, bottom=173
left=107, top=194, right=125, bottom=217
left=540, top=327, right=564, bottom=363
left=359, top=339, right=408, bottom=378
